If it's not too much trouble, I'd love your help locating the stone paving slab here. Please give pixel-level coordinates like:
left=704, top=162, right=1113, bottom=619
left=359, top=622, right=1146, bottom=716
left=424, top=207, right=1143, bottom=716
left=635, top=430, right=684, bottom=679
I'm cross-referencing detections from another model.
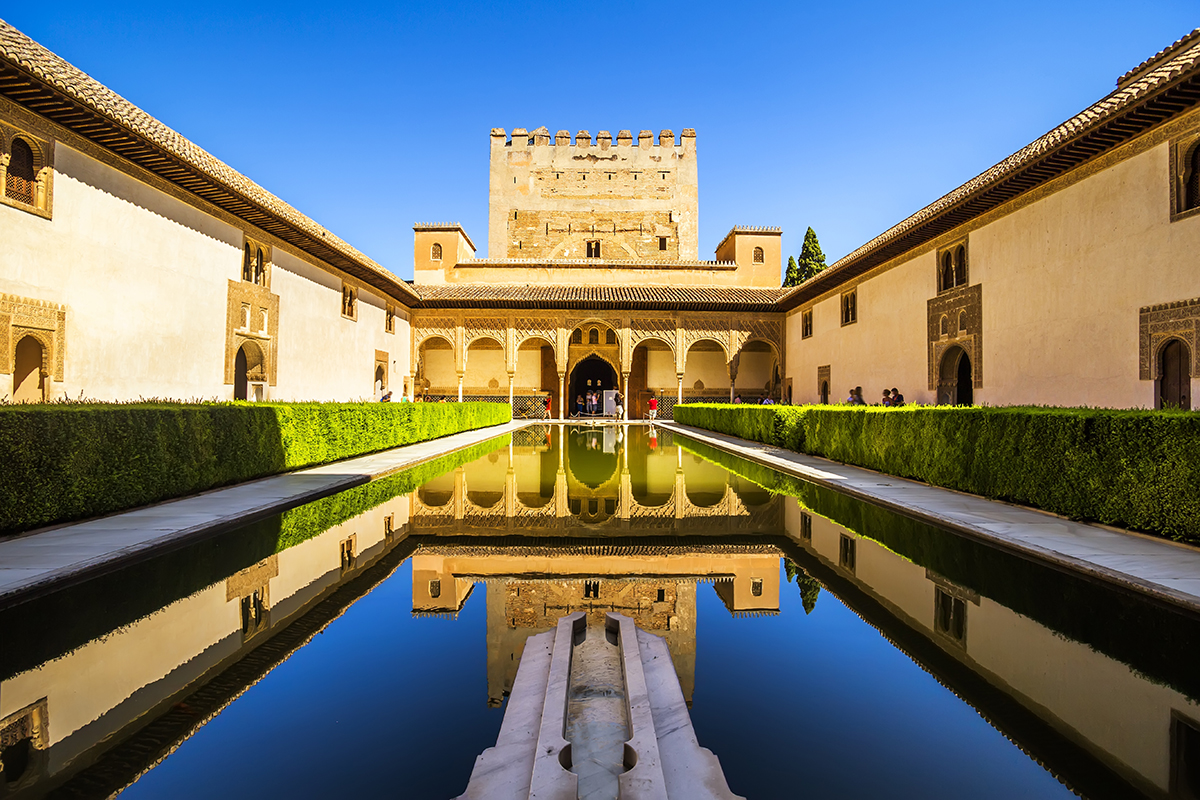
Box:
left=661, top=422, right=1200, bottom=618
left=0, top=420, right=531, bottom=609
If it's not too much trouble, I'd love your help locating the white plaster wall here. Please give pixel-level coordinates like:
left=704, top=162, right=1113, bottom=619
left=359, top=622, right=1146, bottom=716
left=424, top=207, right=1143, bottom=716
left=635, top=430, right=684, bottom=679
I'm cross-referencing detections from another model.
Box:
left=515, top=346, right=545, bottom=391
left=646, top=349, right=676, bottom=390
left=785, top=140, right=1200, bottom=409
left=0, top=144, right=237, bottom=400
left=682, top=348, right=728, bottom=392
left=734, top=350, right=775, bottom=392
left=464, top=346, right=506, bottom=391
left=422, top=347, right=457, bottom=390
left=0, top=143, right=413, bottom=403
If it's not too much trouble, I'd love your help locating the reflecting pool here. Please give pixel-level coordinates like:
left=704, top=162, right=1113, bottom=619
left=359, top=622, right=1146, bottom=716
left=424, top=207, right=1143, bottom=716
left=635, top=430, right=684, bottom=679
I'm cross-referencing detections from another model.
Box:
left=2, top=425, right=1198, bottom=798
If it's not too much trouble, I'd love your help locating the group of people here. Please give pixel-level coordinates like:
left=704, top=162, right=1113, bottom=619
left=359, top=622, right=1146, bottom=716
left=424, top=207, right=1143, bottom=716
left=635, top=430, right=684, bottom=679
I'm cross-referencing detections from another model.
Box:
left=845, top=386, right=905, bottom=406
left=732, top=394, right=776, bottom=405
left=574, top=389, right=624, bottom=418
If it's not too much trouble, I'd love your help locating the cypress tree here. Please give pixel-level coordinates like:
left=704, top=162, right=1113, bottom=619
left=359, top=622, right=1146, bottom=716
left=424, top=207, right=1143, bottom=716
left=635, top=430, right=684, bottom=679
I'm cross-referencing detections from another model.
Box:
left=784, top=256, right=800, bottom=287
left=796, top=226, right=827, bottom=284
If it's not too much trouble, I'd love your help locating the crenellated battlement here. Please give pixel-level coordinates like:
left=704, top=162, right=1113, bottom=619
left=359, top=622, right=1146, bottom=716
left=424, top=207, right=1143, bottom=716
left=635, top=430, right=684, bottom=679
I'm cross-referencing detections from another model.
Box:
left=491, top=127, right=695, bottom=149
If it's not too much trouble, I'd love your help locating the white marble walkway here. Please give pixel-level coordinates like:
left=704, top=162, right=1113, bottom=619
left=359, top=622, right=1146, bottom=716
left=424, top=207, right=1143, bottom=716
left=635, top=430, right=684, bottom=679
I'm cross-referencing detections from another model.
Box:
left=0, top=420, right=530, bottom=608
left=661, top=421, right=1200, bottom=616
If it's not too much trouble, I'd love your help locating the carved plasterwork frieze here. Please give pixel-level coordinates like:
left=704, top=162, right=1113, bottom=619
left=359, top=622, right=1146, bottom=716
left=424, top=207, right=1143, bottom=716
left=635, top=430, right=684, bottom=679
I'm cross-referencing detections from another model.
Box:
left=1140, top=297, right=1200, bottom=379
left=732, top=316, right=783, bottom=357
left=681, top=316, right=731, bottom=359
left=412, top=317, right=458, bottom=350
left=224, top=280, right=279, bottom=386
left=629, top=317, right=677, bottom=353
left=0, top=293, right=66, bottom=381
left=927, top=284, right=983, bottom=390
left=464, top=316, right=507, bottom=348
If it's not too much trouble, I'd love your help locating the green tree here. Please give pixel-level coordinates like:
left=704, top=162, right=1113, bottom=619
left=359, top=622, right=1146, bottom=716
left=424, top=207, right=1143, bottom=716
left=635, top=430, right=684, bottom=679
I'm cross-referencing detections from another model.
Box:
left=796, top=226, right=827, bottom=284
left=784, top=256, right=800, bottom=287
left=784, top=559, right=822, bottom=614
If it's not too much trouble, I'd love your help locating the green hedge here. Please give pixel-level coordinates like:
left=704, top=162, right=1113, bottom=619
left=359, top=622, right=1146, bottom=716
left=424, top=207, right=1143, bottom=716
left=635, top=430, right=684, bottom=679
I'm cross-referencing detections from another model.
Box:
left=0, top=401, right=510, bottom=535
left=674, top=403, right=1200, bottom=542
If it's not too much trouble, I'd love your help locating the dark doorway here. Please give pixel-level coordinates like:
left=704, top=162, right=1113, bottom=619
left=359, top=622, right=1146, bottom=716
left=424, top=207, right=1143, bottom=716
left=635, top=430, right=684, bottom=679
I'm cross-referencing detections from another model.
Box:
left=12, top=336, right=44, bottom=403
left=938, top=346, right=973, bottom=405
left=1158, top=339, right=1192, bottom=410
left=820, top=380, right=829, bottom=405
left=234, top=346, right=249, bottom=401
left=568, top=356, right=618, bottom=417
left=956, top=352, right=973, bottom=406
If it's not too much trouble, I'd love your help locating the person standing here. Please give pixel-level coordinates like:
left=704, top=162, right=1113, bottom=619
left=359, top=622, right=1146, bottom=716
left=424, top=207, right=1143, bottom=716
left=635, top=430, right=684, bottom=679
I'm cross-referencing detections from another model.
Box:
left=614, top=390, right=624, bottom=420
left=648, top=394, right=658, bottom=420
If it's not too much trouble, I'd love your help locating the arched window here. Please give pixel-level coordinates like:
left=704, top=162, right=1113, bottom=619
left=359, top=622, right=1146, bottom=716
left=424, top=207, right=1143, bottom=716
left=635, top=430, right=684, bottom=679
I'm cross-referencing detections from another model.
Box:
left=1188, top=144, right=1200, bottom=211
left=752, top=246, right=764, bottom=264
left=431, top=242, right=443, bottom=260
left=6, top=137, right=36, bottom=206
left=940, top=315, right=948, bottom=336
left=958, top=311, right=967, bottom=332
left=954, top=246, right=966, bottom=286
left=588, top=328, right=599, bottom=345
left=243, top=244, right=253, bottom=282
left=571, top=328, right=582, bottom=344
left=255, top=247, right=265, bottom=285
left=605, top=329, right=616, bottom=345
left=940, top=252, right=953, bottom=291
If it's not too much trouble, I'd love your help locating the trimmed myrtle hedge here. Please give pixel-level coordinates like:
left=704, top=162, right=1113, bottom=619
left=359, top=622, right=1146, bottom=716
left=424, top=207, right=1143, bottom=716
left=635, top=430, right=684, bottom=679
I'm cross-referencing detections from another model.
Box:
left=674, top=403, right=1200, bottom=542
left=0, top=401, right=510, bottom=535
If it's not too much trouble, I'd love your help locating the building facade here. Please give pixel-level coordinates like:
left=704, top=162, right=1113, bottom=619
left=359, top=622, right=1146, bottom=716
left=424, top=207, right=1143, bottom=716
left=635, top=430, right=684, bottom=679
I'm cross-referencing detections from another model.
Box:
left=1, top=17, right=1197, bottom=411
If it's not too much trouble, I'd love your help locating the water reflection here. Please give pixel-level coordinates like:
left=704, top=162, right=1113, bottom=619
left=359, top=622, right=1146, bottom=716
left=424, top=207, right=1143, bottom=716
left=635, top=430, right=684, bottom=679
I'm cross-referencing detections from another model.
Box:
left=2, top=427, right=1198, bottom=798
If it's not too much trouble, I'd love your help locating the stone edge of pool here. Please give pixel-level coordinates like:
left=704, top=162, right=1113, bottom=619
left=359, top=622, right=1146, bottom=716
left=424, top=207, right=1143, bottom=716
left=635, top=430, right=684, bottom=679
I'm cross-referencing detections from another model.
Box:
left=0, top=419, right=539, bottom=611
left=660, top=421, right=1200, bottom=620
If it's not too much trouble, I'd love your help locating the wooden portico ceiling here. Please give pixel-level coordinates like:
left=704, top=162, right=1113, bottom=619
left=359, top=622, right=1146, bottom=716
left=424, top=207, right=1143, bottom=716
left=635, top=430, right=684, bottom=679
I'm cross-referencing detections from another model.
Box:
left=778, top=28, right=1200, bottom=312
left=0, top=20, right=419, bottom=307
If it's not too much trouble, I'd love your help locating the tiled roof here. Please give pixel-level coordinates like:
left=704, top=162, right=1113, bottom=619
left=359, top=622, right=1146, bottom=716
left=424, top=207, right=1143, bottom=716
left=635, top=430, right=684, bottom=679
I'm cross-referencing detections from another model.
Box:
left=413, top=284, right=788, bottom=310
left=779, top=28, right=1200, bottom=312
left=0, top=19, right=419, bottom=304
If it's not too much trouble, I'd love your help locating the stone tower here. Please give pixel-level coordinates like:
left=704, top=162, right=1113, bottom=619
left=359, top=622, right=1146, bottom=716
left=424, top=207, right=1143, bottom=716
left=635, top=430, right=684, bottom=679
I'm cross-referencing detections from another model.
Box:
left=487, top=127, right=698, bottom=260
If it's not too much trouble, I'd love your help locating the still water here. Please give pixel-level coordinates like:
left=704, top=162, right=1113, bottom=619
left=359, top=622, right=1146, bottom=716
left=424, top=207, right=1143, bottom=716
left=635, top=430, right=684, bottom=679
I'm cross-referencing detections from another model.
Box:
left=2, top=425, right=1198, bottom=799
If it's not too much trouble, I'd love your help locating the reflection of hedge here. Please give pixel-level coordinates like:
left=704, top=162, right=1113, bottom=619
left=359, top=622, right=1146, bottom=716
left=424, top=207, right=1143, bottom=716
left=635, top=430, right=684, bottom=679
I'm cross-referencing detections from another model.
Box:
left=679, top=436, right=1200, bottom=702
left=0, top=401, right=511, bottom=535
left=0, top=433, right=510, bottom=681
left=675, top=403, right=1200, bottom=542
left=276, top=434, right=510, bottom=550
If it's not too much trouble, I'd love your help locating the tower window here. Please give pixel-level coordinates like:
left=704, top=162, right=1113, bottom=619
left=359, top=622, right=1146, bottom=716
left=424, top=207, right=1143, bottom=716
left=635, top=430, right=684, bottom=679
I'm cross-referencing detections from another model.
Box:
left=431, top=242, right=442, bottom=261
left=586, top=240, right=601, bottom=258
left=659, top=236, right=667, bottom=251
left=753, top=246, right=764, bottom=264
left=937, top=242, right=968, bottom=292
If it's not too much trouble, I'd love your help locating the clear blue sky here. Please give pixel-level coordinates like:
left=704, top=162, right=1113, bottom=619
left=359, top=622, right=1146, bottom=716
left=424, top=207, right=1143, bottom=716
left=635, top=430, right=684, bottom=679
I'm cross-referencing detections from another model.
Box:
left=5, top=3, right=1196, bottom=280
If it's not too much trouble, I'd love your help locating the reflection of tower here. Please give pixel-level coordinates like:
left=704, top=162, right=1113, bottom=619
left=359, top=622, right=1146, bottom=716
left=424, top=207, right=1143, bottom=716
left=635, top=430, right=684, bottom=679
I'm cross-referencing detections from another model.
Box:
left=486, top=577, right=698, bottom=707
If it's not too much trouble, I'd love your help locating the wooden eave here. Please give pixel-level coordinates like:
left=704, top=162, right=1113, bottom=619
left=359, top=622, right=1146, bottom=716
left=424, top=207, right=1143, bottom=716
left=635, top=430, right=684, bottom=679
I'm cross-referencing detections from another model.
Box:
left=777, top=62, right=1200, bottom=312
left=0, top=61, right=419, bottom=307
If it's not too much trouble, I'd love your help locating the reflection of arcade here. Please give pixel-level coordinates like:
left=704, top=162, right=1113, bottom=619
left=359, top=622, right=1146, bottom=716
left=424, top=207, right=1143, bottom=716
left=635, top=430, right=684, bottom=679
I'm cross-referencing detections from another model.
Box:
left=411, top=425, right=782, bottom=536
left=411, top=544, right=782, bottom=708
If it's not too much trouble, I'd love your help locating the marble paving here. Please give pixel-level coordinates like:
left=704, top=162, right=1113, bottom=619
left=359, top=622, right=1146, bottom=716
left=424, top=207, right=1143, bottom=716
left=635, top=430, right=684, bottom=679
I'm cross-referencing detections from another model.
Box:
left=662, top=422, right=1200, bottom=616
left=0, top=420, right=533, bottom=609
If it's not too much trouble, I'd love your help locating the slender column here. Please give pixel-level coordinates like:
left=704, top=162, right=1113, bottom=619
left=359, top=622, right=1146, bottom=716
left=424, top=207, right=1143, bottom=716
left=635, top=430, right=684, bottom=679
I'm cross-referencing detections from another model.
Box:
left=677, top=373, right=684, bottom=405
left=622, top=372, right=631, bottom=420
left=559, top=371, right=567, bottom=419
left=410, top=371, right=417, bottom=402
left=457, top=373, right=464, bottom=403
left=508, top=372, right=514, bottom=404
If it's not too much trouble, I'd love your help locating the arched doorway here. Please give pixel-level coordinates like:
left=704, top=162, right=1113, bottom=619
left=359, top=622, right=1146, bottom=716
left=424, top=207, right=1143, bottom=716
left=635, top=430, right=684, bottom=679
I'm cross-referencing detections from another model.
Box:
left=12, top=336, right=45, bottom=403
left=233, top=341, right=264, bottom=401
left=628, top=339, right=673, bottom=419
left=1158, top=338, right=1192, bottom=410
left=819, top=380, right=830, bottom=405
left=938, top=346, right=973, bottom=405
left=568, top=356, right=617, bottom=417
left=374, top=364, right=385, bottom=396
